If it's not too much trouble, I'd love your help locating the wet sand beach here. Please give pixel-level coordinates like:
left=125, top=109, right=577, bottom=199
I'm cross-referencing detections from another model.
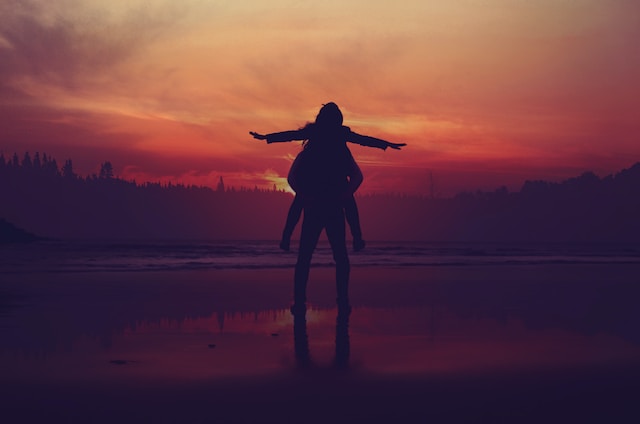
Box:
left=2, top=264, right=640, bottom=423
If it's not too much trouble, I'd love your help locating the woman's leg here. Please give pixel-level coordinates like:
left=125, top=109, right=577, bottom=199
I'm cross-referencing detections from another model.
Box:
left=344, top=194, right=365, bottom=251
left=280, top=195, right=303, bottom=251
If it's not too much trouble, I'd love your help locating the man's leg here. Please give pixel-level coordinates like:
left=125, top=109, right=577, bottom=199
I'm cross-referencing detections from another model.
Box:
left=325, top=206, right=350, bottom=308
left=293, top=209, right=323, bottom=307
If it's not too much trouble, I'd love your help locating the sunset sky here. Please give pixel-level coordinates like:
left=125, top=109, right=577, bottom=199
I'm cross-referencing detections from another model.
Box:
left=1, top=0, right=639, bottom=195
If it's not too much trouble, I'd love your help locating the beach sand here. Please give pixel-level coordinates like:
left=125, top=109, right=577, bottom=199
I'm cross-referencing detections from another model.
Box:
left=2, top=264, right=640, bottom=423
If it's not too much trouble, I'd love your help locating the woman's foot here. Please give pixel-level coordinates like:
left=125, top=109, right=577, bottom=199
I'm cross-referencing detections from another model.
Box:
left=353, top=238, right=365, bottom=252
left=279, top=239, right=290, bottom=251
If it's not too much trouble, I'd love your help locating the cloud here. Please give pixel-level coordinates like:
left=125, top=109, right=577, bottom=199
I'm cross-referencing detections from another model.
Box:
left=0, top=0, right=186, bottom=90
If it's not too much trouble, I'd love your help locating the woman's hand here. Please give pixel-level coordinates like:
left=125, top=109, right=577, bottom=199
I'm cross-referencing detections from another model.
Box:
left=387, top=142, right=406, bottom=150
left=249, top=131, right=267, bottom=140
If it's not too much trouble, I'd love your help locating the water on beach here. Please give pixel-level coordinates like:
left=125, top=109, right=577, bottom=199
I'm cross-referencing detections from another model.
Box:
left=2, top=241, right=640, bottom=423
left=1, top=239, right=639, bottom=273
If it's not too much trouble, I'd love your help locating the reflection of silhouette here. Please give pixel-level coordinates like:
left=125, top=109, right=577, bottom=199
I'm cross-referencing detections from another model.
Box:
left=334, top=305, right=351, bottom=370
left=292, top=307, right=311, bottom=369
left=292, top=306, right=351, bottom=371
left=251, top=103, right=405, bottom=308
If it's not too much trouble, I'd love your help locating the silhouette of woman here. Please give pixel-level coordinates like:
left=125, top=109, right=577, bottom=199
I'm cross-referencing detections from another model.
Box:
left=251, top=103, right=405, bottom=311
left=251, top=103, right=404, bottom=252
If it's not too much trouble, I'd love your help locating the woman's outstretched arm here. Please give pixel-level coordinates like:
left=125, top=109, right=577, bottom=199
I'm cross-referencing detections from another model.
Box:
left=250, top=129, right=308, bottom=144
left=347, top=130, right=406, bottom=150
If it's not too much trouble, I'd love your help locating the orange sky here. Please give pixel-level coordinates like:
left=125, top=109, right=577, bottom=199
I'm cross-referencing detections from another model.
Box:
left=1, top=0, right=639, bottom=195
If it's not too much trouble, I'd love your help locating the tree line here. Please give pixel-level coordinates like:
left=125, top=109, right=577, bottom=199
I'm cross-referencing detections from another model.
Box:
left=1, top=152, right=639, bottom=242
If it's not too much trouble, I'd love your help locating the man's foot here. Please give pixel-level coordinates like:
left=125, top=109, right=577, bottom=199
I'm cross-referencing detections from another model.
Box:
left=290, top=303, right=307, bottom=316
left=279, top=239, right=290, bottom=251
left=336, top=298, right=352, bottom=316
left=353, top=238, right=365, bottom=252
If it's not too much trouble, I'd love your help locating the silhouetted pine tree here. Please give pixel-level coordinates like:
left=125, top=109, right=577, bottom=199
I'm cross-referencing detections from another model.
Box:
left=62, top=159, right=76, bottom=179
left=33, top=152, right=41, bottom=169
left=22, top=152, right=32, bottom=168
left=99, top=161, right=114, bottom=179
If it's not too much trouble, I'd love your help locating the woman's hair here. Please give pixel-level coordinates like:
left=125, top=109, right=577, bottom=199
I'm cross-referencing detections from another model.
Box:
left=314, top=102, right=343, bottom=127
left=301, top=102, right=344, bottom=149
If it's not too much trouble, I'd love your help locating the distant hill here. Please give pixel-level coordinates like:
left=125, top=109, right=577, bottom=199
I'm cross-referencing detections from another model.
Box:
left=358, top=162, right=640, bottom=242
left=0, top=218, right=40, bottom=243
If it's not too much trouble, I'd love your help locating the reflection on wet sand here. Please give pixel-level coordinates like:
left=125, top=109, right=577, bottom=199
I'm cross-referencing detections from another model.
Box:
left=293, top=306, right=351, bottom=371
left=3, top=303, right=640, bottom=384
left=2, top=266, right=640, bottom=423
left=3, top=301, right=640, bottom=423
